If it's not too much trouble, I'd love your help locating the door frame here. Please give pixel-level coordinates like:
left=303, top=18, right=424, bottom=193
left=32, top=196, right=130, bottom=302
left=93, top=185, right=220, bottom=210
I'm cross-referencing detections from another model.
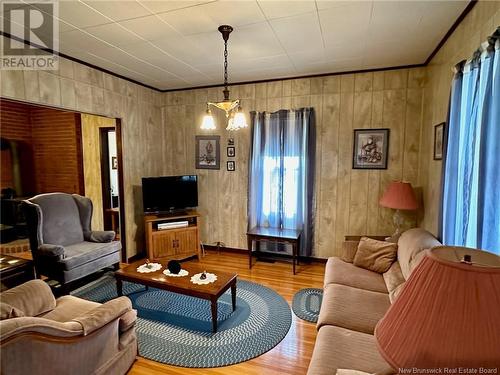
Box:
left=99, top=126, right=115, bottom=229
left=115, top=119, right=127, bottom=263
left=96, top=121, right=127, bottom=263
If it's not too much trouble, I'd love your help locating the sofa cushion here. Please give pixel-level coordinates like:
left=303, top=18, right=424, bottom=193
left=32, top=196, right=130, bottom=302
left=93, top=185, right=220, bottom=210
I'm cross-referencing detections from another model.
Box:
left=40, top=295, right=100, bottom=322
left=317, top=284, right=390, bottom=334
left=340, top=241, right=359, bottom=263
left=353, top=237, right=398, bottom=273
left=324, top=257, right=388, bottom=293
left=382, top=260, right=405, bottom=301
left=59, top=241, right=121, bottom=270
left=397, top=228, right=441, bottom=279
left=307, top=325, right=393, bottom=375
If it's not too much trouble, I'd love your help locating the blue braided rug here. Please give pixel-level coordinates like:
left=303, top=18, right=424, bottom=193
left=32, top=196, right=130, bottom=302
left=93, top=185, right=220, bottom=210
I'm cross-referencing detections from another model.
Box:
left=291, top=288, right=323, bottom=323
left=72, top=274, right=291, bottom=368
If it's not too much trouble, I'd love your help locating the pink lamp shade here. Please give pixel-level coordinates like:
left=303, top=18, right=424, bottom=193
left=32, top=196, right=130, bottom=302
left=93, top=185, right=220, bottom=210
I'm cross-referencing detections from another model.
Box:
left=379, top=181, right=418, bottom=210
left=375, top=246, right=500, bottom=369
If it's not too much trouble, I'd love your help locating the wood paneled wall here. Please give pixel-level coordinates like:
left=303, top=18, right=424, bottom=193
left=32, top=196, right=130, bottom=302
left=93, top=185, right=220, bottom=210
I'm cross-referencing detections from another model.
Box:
left=31, top=107, right=83, bottom=194
left=1, top=44, right=164, bottom=259
left=162, top=68, right=426, bottom=258
left=0, top=99, right=82, bottom=195
left=0, top=100, right=32, bottom=191
left=81, top=113, right=116, bottom=231
left=418, top=2, right=500, bottom=235
left=0, top=100, right=32, bottom=142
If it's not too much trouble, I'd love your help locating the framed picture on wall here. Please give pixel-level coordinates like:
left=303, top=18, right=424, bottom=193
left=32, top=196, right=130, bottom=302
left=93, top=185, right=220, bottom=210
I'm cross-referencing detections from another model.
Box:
left=434, top=122, right=445, bottom=160
left=227, top=161, right=235, bottom=171
left=352, top=128, right=390, bottom=169
left=227, top=146, right=235, bottom=157
left=195, top=135, right=220, bottom=170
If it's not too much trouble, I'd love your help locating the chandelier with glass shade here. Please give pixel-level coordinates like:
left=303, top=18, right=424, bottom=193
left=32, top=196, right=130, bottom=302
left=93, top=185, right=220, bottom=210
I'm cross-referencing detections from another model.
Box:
left=201, top=25, right=248, bottom=131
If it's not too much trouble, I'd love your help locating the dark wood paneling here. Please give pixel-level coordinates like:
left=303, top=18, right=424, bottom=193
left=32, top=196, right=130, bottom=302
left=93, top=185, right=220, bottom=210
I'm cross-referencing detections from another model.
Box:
left=0, top=99, right=35, bottom=193
left=30, top=107, right=83, bottom=194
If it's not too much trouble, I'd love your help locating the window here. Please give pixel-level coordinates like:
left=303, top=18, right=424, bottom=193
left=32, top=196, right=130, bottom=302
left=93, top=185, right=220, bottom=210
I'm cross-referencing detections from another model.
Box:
left=441, top=35, right=499, bottom=255
left=248, top=109, right=315, bottom=256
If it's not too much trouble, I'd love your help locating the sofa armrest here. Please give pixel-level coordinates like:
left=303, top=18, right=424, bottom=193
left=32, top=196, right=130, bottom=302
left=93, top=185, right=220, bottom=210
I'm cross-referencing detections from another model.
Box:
left=0, top=280, right=56, bottom=317
left=87, top=230, right=115, bottom=243
left=72, top=296, right=132, bottom=335
left=38, top=244, right=65, bottom=257
left=0, top=317, right=83, bottom=343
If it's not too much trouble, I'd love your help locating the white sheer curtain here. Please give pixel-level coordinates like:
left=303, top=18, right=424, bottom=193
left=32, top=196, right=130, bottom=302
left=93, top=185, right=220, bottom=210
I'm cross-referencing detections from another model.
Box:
left=248, top=108, right=315, bottom=256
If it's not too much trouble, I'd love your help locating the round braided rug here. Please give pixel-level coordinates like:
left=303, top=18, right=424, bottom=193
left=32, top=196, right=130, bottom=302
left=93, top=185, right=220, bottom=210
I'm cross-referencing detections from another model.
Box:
left=73, top=274, right=291, bottom=368
left=291, top=288, right=323, bottom=322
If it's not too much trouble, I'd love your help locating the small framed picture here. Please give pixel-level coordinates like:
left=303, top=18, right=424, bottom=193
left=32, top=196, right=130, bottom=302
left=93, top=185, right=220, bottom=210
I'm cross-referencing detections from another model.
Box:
left=352, top=128, right=390, bottom=169
left=195, top=135, right=220, bottom=170
left=227, top=146, right=235, bottom=157
left=434, top=122, right=445, bottom=160
left=228, top=138, right=234, bottom=146
left=111, top=156, right=118, bottom=169
left=227, top=161, right=235, bottom=171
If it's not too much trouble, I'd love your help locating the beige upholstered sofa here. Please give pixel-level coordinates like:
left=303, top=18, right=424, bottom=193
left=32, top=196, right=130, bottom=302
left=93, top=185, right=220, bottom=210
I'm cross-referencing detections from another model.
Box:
left=307, top=228, right=442, bottom=374
left=0, top=279, right=137, bottom=375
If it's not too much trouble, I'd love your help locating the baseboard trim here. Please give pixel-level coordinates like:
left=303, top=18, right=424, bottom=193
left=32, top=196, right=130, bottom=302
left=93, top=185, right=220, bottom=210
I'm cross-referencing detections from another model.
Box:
left=202, top=244, right=327, bottom=263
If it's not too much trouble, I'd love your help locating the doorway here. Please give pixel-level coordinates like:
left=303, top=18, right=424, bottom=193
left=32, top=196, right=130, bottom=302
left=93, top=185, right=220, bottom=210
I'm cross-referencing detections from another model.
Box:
left=100, top=127, right=119, bottom=238
left=80, top=114, right=126, bottom=261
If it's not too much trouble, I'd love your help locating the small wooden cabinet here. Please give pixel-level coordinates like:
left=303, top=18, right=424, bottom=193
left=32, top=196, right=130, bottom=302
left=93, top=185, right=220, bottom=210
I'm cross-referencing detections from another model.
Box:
left=144, top=211, right=201, bottom=262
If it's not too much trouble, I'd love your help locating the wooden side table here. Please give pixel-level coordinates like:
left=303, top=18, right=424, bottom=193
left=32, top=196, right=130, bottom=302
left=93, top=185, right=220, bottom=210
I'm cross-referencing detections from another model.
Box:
left=247, top=227, right=302, bottom=275
left=0, top=255, right=35, bottom=291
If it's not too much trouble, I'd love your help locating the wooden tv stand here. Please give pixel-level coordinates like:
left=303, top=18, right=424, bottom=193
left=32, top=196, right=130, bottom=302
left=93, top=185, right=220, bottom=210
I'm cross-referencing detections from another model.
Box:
left=144, top=210, right=201, bottom=262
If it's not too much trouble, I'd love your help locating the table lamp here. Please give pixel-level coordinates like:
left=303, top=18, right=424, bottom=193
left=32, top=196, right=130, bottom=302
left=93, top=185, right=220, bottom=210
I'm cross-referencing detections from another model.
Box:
left=375, top=246, right=500, bottom=369
left=379, top=181, right=418, bottom=238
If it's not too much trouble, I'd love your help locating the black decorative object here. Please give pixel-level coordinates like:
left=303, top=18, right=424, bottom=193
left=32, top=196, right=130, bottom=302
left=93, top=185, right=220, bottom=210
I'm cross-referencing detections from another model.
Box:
left=200, top=271, right=207, bottom=280
left=167, top=260, right=181, bottom=274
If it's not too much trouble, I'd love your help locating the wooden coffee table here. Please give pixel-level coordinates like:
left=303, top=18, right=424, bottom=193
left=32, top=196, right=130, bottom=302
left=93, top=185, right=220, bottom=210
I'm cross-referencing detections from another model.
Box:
left=115, top=260, right=237, bottom=333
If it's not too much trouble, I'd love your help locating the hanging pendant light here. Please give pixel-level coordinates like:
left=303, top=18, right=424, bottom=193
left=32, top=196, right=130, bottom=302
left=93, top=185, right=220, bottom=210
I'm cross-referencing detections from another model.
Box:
left=201, top=106, right=216, bottom=130
left=201, top=25, right=248, bottom=131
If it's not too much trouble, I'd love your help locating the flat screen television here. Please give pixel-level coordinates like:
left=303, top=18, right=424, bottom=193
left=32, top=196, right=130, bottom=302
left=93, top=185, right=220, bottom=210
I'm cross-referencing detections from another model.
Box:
left=142, top=175, right=198, bottom=214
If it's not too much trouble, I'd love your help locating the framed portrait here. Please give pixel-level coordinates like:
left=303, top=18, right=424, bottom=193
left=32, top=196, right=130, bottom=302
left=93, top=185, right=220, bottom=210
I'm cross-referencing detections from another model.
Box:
left=111, top=156, right=118, bottom=170
left=228, top=138, right=234, bottom=146
left=352, top=128, right=390, bottom=169
left=195, top=135, right=220, bottom=170
left=434, top=122, right=444, bottom=160
left=227, top=161, right=235, bottom=171
left=227, top=146, right=235, bottom=157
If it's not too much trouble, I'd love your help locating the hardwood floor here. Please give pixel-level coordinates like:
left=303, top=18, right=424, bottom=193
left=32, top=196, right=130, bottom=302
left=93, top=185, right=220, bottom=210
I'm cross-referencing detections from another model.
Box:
left=128, top=251, right=325, bottom=375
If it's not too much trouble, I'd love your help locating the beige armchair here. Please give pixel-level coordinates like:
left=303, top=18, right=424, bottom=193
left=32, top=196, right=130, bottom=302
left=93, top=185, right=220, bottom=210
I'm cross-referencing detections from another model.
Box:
left=0, top=280, right=137, bottom=375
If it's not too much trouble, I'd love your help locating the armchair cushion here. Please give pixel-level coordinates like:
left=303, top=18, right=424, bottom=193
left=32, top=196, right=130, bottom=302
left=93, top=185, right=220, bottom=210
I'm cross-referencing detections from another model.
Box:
left=1, top=303, right=24, bottom=320
left=60, top=241, right=121, bottom=270
left=72, top=296, right=132, bottom=335
left=38, top=244, right=65, bottom=257
left=89, top=230, right=115, bottom=243
left=40, top=295, right=100, bottom=322
left=0, top=317, right=83, bottom=341
left=1, top=280, right=56, bottom=317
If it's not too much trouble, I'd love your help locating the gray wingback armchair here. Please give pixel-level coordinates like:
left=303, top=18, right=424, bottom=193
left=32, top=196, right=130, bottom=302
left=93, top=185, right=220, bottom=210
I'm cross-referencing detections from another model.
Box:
left=22, top=193, right=121, bottom=293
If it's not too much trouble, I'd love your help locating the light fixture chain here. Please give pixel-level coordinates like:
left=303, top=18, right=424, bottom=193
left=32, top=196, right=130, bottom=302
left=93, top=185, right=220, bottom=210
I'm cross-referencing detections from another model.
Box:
left=224, top=39, right=228, bottom=90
